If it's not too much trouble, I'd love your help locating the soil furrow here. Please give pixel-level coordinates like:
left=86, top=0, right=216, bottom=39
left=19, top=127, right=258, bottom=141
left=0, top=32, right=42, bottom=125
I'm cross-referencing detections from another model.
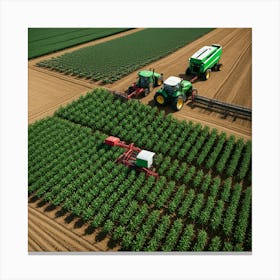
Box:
left=28, top=222, right=58, bottom=251
left=28, top=235, right=44, bottom=252
left=29, top=205, right=103, bottom=251
left=213, top=40, right=252, bottom=101
left=29, top=218, right=68, bottom=251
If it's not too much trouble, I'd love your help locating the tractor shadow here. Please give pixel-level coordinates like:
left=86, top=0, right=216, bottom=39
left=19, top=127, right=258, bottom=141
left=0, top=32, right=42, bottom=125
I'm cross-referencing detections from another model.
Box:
left=147, top=99, right=176, bottom=116
left=178, top=73, right=189, bottom=80
left=178, top=73, right=202, bottom=83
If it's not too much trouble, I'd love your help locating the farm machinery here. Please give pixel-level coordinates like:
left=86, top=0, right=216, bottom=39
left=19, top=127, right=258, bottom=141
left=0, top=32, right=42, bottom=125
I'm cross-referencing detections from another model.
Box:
left=153, top=75, right=251, bottom=119
left=186, top=44, right=223, bottom=82
left=104, top=136, right=159, bottom=179
left=114, top=69, right=163, bottom=100
left=190, top=92, right=252, bottom=121
left=154, top=76, right=198, bottom=111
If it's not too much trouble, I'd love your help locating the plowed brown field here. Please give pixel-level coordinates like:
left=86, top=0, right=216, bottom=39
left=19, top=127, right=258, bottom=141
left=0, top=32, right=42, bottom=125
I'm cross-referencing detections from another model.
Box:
left=28, top=28, right=252, bottom=252
left=28, top=196, right=119, bottom=252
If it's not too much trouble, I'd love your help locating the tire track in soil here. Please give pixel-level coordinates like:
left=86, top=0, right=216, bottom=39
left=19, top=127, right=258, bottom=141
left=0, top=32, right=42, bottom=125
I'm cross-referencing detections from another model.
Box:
left=28, top=205, right=104, bottom=251
left=213, top=35, right=251, bottom=101
left=225, top=45, right=252, bottom=107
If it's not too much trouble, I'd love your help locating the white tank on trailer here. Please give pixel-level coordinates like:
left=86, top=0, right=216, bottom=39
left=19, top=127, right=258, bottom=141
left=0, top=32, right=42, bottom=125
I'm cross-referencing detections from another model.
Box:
left=136, top=150, right=155, bottom=168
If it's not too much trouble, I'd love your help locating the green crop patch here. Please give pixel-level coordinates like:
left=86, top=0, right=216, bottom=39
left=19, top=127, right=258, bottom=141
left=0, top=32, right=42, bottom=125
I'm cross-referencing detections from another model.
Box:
left=29, top=88, right=252, bottom=251
left=28, top=28, right=131, bottom=59
left=37, top=28, right=213, bottom=83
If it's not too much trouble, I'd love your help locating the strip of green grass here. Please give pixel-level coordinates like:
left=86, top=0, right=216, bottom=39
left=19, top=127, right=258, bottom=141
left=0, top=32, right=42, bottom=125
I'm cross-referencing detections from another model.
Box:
left=28, top=28, right=131, bottom=59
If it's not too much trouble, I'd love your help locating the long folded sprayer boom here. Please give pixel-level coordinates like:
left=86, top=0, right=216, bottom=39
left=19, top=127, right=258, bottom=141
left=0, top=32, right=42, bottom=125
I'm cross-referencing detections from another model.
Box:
left=191, top=92, right=252, bottom=121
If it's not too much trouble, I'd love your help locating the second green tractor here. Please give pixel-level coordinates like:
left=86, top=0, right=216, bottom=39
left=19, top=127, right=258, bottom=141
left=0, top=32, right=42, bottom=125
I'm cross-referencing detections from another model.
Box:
left=154, top=76, right=197, bottom=111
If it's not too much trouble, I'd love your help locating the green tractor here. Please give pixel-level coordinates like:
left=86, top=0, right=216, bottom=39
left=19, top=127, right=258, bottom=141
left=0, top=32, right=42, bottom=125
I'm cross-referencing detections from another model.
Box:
left=127, top=70, right=163, bottom=98
left=186, top=44, right=223, bottom=81
left=154, top=76, right=197, bottom=111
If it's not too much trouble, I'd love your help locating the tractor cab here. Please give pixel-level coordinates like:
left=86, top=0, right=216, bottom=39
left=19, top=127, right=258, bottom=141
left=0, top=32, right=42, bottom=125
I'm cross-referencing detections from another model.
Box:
left=154, top=75, right=194, bottom=111
left=138, top=71, right=152, bottom=89
left=163, top=76, right=182, bottom=96
left=126, top=70, right=163, bottom=99
left=137, top=70, right=163, bottom=90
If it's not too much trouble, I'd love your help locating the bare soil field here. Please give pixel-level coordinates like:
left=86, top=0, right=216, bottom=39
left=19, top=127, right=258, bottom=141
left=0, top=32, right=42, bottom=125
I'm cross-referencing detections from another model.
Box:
left=28, top=195, right=119, bottom=252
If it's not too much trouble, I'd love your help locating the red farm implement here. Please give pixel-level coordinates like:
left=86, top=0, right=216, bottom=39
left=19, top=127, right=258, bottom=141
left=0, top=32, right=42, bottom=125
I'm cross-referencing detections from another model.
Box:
left=112, top=85, right=145, bottom=101
left=104, top=136, right=159, bottom=179
left=111, top=69, right=163, bottom=101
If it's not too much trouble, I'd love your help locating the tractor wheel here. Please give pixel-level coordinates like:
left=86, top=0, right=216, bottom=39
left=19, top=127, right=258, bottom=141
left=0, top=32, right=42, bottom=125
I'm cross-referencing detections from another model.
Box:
left=144, top=87, right=150, bottom=96
left=127, top=85, right=135, bottom=94
left=154, top=92, right=166, bottom=106
left=172, top=95, right=184, bottom=111
left=157, top=78, right=163, bottom=86
left=203, top=69, right=211, bottom=80
left=212, top=64, right=218, bottom=71
left=217, top=63, right=223, bottom=71
left=185, top=67, right=191, bottom=75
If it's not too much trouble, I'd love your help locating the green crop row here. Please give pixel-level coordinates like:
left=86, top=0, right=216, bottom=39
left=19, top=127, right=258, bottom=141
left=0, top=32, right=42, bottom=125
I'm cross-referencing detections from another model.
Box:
left=37, top=28, right=213, bottom=83
left=28, top=88, right=252, bottom=251
left=28, top=28, right=131, bottom=59
left=55, top=89, right=252, bottom=182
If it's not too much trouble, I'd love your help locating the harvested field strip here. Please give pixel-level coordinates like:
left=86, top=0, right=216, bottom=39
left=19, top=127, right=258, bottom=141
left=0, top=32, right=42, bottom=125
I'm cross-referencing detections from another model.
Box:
left=28, top=28, right=131, bottom=59
left=28, top=89, right=252, bottom=251
left=28, top=206, right=102, bottom=252
left=37, top=28, right=213, bottom=83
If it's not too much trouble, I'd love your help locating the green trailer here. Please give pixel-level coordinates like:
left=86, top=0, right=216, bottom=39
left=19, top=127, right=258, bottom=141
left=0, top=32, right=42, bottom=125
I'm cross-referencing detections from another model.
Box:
left=154, top=76, right=197, bottom=111
left=186, top=44, right=223, bottom=80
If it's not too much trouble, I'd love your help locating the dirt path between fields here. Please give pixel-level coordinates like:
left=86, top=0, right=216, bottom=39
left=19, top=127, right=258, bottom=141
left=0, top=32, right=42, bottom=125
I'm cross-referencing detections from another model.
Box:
left=28, top=28, right=143, bottom=124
